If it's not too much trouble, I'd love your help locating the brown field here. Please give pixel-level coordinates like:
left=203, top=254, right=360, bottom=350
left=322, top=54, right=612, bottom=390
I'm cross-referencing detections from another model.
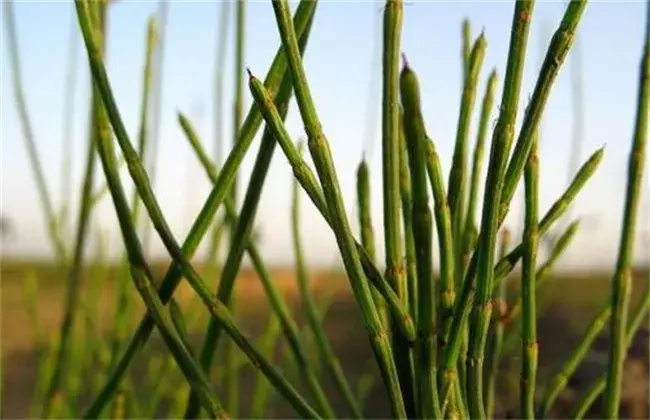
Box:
left=1, top=260, right=648, bottom=419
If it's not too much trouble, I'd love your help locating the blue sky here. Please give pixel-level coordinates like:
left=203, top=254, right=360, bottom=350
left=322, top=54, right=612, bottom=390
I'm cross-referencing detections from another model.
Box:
left=1, top=1, right=649, bottom=270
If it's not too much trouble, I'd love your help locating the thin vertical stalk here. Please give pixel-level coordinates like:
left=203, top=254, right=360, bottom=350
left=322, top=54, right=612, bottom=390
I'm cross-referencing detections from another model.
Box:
left=268, top=2, right=408, bottom=418
left=398, top=116, right=418, bottom=326
left=183, top=51, right=307, bottom=420
left=42, top=1, right=107, bottom=415
left=142, top=0, right=168, bottom=256
left=381, top=3, right=415, bottom=416
left=77, top=0, right=320, bottom=412
left=461, top=3, right=535, bottom=419
left=357, top=158, right=385, bottom=323
left=207, top=0, right=231, bottom=278
left=83, top=4, right=317, bottom=415
left=400, top=59, right=442, bottom=420
left=503, top=220, right=580, bottom=324
left=520, top=134, right=539, bottom=419
left=249, top=56, right=405, bottom=420
left=3, top=0, right=67, bottom=261
left=73, top=2, right=225, bottom=416
left=448, top=33, right=486, bottom=274
left=112, top=16, right=157, bottom=368
left=465, top=70, right=498, bottom=254
left=501, top=0, right=587, bottom=222
left=484, top=228, right=511, bottom=419
left=226, top=2, right=247, bottom=406
left=604, top=5, right=649, bottom=416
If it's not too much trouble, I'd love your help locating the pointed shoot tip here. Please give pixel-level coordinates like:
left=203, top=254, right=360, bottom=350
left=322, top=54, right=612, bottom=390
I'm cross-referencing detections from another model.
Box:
left=401, top=52, right=410, bottom=70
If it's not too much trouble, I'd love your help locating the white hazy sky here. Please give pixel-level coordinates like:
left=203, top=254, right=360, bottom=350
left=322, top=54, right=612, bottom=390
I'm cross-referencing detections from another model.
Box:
left=1, top=1, right=649, bottom=270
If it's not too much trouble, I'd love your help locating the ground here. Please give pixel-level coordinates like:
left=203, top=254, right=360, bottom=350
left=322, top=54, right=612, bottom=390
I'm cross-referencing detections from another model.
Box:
left=1, top=260, right=648, bottom=418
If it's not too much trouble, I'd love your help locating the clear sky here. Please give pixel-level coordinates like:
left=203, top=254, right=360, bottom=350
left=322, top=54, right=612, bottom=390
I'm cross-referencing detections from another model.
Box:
left=1, top=1, right=649, bottom=270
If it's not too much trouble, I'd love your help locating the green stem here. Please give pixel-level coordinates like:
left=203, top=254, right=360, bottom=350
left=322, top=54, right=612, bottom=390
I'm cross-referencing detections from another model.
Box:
left=248, top=15, right=405, bottom=411
left=520, top=133, right=539, bottom=419
left=83, top=4, right=317, bottom=415
left=400, top=60, right=442, bottom=420
left=3, top=0, right=67, bottom=261
left=179, top=20, right=314, bottom=418
left=381, top=3, right=416, bottom=417
left=74, top=2, right=225, bottom=417
left=484, top=228, right=511, bottom=419
left=604, top=7, right=649, bottom=417
left=448, top=32, right=486, bottom=278
left=41, top=1, right=106, bottom=414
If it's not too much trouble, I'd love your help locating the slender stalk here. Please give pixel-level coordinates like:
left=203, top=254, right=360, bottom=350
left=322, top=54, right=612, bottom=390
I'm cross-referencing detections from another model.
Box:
left=142, top=0, right=168, bottom=256
left=520, top=134, right=540, bottom=419
left=112, top=16, right=157, bottom=368
left=501, top=0, right=588, bottom=223
left=83, top=4, right=317, bottom=415
left=381, top=4, right=416, bottom=416
left=400, top=59, right=442, bottom=420
left=492, top=147, right=603, bottom=286
left=227, top=0, right=245, bottom=412
left=248, top=24, right=405, bottom=414
left=571, top=287, right=650, bottom=419
left=301, top=146, right=363, bottom=419
left=249, top=314, right=283, bottom=418
left=184, top=14, right=320, bottom=418
left=466, top=4, right=535, bottom=418
left=207, top=0, right=231, bottom=277
left=424, top=139, right=455, bottom=344
left=42, top=1, right=106, bottom=414
left=443, top=7, right=592, bottom=413
left=484, top=228, right=511, bottom=419
left=604, top=6, right=649, bottom=416
left=448, top=32, right=486, bottom=274
left=3, top=0, right=67, bottom=261
left=503, top=220, right=580, bottom=324
left=398, top=116, right=418, bottom=326
left=73, top=3, right=225, bottom=417
left=77, top=1, right=320, bottom=412
left=357, top=158, right=385, bottom=325
left=465, top=70, right=498, bottom=255
left=183, top=106, right=337, bottom=420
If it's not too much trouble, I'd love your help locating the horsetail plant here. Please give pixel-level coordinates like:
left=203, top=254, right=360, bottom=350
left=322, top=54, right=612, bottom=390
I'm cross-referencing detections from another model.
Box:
left=76, top=0, right=325, bottom=415
left=83, top=3, right=318, bottom=414
left=400, top=57, right=442, bottom=420
left=398, top=116, right=419, bottom=328
left=604, top=5, right=649, bottom=415
left=74, top=2, right=226, bottom=416
left=227, top=1, right=247, bottom=410
left=248, top=6, right=408, bottom=408
left=111, top=15, right=157, bottom=369
left=4, top=0, right=67, bottom=262
left=440, top=2, right=534, bottom=417
left=10, top=0, right=650, bottom=418
left=520, top=133, right=540, bottom=420
left=447, top=31, right=486, bottom=277
left=357, top=157, right=385, bottom=322
left=484, top=228, right=512, bottom=420
left=42, top=0, right=108, bottom=413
